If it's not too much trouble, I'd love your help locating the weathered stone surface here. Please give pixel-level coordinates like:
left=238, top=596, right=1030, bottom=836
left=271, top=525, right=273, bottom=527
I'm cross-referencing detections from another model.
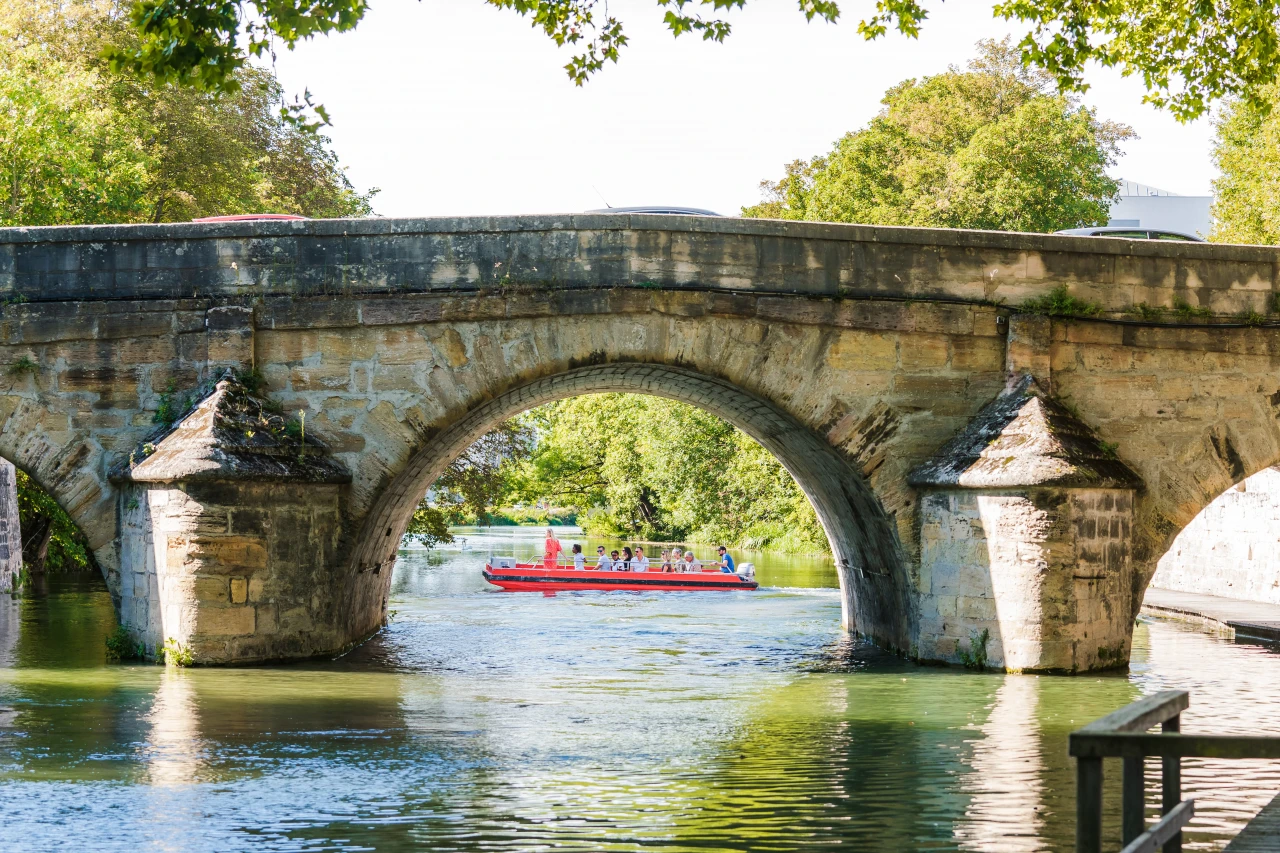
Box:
left=908, top=375, right=1143, bottom=490
left=115, top=374, right=350, bottom=485
left=0, top=218, right=1278, bottom=669
left=0, top=459, right=19, bottom=592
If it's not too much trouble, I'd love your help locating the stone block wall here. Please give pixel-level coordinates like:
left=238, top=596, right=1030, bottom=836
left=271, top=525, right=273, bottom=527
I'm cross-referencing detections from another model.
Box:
left=119, top=480, right=363, bottom=662
left=0, top=460, right=20, bottom=592
left=1150, top=467, right=1280, bottom=603
left=916, top=488, right=1133, bottom=672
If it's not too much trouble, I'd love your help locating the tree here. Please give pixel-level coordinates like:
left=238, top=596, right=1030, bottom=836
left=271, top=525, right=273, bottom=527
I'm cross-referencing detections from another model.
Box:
left=109, top=0, right=1279, bottom=121
left=742, top=39, right=1132, bottom=233
left=14, top=470, right=91, bottom=575
left=1210, top=85, right=1280, bottom=245
left=0, top=0, right=375, bottom=226
left=432, top=419, right=537, bottom=524
left=509, top=395, right=828, bottom=553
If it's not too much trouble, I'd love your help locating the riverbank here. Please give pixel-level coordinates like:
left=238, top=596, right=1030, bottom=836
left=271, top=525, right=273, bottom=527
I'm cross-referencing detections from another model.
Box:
left=1142, top=587, right=1280, bottom=643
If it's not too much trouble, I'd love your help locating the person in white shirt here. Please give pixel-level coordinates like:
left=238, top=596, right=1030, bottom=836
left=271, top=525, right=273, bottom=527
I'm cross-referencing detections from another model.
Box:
left=683, top=550, right=702, bottom=572
left=572, top=543, right=585, bottom=570
left=594, top=546, right=613, bottom=571
left=632, top=546, right=650, bottom=572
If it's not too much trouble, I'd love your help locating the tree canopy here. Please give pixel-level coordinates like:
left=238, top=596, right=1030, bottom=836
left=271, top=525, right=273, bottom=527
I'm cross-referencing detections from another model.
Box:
left=1210, top=86, right=1280, bottom=245
left=742, top=39, right=1132, bottom=233
left=108, top=0, right=1280, bottom=120
left=423, top=395, right=828, bottom=554
left=0, top=0, right=375, bottom=226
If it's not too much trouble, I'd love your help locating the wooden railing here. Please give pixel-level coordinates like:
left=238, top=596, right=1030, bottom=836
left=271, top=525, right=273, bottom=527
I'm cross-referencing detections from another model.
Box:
left=1071, top=689, right=1280, bottom=853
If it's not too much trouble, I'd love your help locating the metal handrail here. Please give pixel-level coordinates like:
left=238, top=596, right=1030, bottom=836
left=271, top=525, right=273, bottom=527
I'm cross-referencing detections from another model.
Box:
left=1070, top=689, right=1280, bottom=853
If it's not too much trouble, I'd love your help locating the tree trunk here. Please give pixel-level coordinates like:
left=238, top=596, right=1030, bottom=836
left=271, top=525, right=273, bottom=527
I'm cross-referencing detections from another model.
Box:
left=22, top=514, right=51, bottom=576
left=0, top=460, right=20, bottom=591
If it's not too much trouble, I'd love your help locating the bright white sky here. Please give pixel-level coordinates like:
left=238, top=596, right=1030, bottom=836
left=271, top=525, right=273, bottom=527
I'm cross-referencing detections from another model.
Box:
left=270, top=0, right=1217, bottom=218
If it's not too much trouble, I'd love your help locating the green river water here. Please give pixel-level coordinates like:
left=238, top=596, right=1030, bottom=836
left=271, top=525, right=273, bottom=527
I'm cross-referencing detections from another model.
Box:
left=0, top=526, right=1277, bottom=851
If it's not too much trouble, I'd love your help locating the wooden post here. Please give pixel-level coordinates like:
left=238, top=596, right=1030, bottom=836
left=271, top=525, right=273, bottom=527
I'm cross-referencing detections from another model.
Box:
left=1123, top=756, right=1146, bottom=843
left=1162, top=715, right=1182, bottom=853
left=1077, top=756, right=1104, bottom=853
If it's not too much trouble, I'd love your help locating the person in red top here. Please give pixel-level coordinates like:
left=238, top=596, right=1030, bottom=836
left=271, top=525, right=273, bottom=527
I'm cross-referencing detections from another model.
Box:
left=543, top=528, right=563, bottom=568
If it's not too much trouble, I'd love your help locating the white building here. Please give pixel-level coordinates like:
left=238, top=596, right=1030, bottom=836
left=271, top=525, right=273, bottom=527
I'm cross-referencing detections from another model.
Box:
left=1107, top=179, right=1212, bottom=237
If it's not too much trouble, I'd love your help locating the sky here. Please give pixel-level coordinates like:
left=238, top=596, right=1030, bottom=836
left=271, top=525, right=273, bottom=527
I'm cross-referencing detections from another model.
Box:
left=270, top=0, right=1218, bottom=219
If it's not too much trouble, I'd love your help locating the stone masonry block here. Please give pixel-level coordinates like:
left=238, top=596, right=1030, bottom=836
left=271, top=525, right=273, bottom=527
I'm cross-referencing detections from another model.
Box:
left=197, top=606, right=255, bottom=637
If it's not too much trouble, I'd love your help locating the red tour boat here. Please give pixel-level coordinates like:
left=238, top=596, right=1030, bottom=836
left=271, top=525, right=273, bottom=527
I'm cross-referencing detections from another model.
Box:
left=483, top=556, right=759, bottom=592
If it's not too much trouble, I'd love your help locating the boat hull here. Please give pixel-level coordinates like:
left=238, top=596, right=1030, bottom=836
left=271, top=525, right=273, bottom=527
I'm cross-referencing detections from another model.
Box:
left=483, top=563, right=758, bottom=592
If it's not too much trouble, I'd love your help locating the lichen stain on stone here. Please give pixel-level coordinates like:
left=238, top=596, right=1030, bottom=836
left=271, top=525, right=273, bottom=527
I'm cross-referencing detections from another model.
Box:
left=907, top=374, right=1142, bottom=490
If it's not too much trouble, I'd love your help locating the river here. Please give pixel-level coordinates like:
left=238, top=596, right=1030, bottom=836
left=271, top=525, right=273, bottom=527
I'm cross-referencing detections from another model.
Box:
left=0, top=526, right=1277, bottom=851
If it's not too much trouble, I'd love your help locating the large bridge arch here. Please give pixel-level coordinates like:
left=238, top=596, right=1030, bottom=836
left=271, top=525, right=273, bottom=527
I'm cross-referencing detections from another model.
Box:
left=343, top=362, right=913, bottom=649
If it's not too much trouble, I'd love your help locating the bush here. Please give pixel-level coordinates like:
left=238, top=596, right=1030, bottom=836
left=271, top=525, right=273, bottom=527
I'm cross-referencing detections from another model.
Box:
left=105, top=626, right=149, bottom=662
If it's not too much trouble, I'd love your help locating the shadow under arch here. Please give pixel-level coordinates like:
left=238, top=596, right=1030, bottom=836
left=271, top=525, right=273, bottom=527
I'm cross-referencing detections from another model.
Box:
left=347, top=362, right=912, bottom=649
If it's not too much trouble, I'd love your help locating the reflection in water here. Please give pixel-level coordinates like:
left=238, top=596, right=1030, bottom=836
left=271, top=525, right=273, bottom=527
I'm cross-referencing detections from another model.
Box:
left=957, top=676, right=1046, bottom=852
left=144, top=669, right=202, bottom=787
left=0, top=533, right=1278, bottom=851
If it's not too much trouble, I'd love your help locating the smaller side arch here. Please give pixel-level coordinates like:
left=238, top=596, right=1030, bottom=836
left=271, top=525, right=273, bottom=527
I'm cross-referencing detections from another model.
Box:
left=342, top=363, right=914, bottom=650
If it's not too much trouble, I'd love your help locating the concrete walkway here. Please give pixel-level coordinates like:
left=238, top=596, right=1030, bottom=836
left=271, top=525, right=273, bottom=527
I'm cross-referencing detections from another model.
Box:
left=1142, top=588, right=1280, bottom=643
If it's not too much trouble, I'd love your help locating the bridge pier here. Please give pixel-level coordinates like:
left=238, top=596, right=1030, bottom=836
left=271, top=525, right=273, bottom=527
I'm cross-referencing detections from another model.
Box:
left=909, top=376, right=1142, bottom=672
left=112, top=375, right=372, bottom=663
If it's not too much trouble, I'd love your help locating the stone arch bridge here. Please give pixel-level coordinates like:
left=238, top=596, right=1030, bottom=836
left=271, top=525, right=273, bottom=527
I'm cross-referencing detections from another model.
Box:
left=1, top=215, right=1278, bottom=671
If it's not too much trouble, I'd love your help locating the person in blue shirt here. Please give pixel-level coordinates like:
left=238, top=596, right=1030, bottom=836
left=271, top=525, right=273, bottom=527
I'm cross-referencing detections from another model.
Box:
left=716, top=545, right=736, bottom=574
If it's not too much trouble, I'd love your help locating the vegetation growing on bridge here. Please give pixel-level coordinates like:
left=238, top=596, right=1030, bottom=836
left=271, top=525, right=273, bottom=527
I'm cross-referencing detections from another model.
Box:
left=1019, top=285, right=1103, bottom=318
left=742, top=40, right=1131, bottom=234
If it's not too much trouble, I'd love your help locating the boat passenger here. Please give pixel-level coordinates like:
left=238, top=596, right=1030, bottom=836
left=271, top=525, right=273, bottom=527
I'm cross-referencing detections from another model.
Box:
left=660, top=549, right=674, bottom=572
left=572, top=543, right=585, bottom=570
left=620, top=547, right=634, bottom=571
left=716, top=545, right=736, bottom=574
left=684, top=550, right=702, bottom=572
left=544, top=528, right=563, bottom=569
left=611, top=550, right=622, bottom=571
left=595, top=546, right=613, bottom=571
left=633, top=546, right=650, bottom=572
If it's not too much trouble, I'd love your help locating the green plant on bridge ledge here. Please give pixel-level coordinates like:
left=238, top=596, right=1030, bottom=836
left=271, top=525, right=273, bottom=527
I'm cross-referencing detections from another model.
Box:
left=1128, top=302, right=1166, bottom=321
left=1020, top=285, right=1102, bottom=318
left=1238, top=308, right=1267, bottom=327
left=233, top=367, right=267, bottom=394
left=6, top=356, right=38, bottom=376
left=957, top=628, right=991, bottom=671
left=163, top=638, right=194, bottom=667
left=1171, top=298, right=1212, bottom=321
left=154, top=381, right=193, bottom=427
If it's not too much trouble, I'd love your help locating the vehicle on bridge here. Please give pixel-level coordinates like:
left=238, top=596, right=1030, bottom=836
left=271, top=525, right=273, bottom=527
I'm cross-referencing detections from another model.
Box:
left=584, top=206, right=723, bottom=216
left=1055, top=225, right=1204, bottom=241
left=482, top=557, right=758, bottom=592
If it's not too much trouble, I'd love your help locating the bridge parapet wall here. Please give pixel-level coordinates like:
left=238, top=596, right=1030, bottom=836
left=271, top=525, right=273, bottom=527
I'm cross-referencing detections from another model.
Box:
left=0, top=216, right=1276, bottom=317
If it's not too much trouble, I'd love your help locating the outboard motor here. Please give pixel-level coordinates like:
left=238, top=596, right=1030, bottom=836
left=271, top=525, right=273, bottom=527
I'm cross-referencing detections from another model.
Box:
left=738, top=562, right=755, bottom=579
